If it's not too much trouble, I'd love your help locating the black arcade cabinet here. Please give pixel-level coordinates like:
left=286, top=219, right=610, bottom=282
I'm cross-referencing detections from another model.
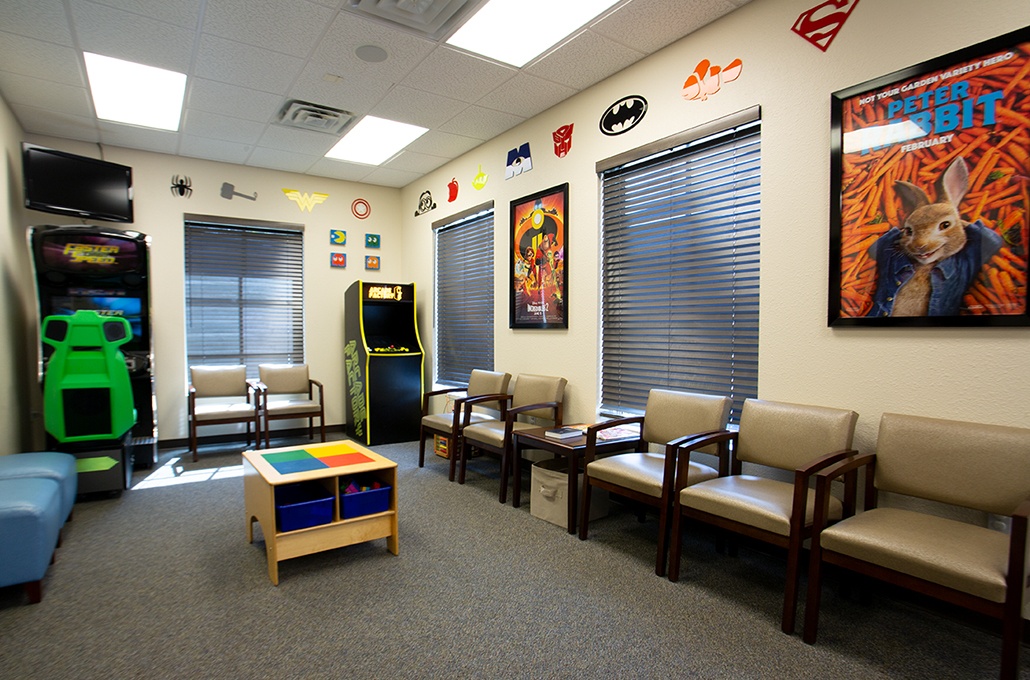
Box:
left=344, top=281, right=424, bottom=445
left=30, top=225, right=158, bottom=473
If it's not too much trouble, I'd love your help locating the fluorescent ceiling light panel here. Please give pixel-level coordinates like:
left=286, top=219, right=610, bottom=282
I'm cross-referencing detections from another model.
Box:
left=446, top=0, right=621, bottom=67
left=325, top=116, right=428, bottom=165
left=84, top=52, right=186, bottom=131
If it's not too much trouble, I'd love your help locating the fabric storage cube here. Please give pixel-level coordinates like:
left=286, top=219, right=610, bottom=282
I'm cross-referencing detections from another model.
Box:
left=275, top=482, right=333, bottom=532
left=531, top=457, right=608, bottom=528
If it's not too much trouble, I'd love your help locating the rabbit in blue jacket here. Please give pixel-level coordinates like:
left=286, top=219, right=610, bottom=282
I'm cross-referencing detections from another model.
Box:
left=867, top=156, right=1003, bottom=317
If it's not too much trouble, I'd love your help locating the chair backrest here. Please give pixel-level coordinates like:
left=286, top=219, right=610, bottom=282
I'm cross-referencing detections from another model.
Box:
left=511, top=374, right=567, bottom=420
left=259, top=364, right=310, bottom=395
left=874, top=412, right=1030, bottom=516
left=642, top=389, right=731, bottom=446
left=736, top=398, right=857, bottom=470
left=190, top=365, right=249, bottom=398
left=467, top=369, right=512, bottom=410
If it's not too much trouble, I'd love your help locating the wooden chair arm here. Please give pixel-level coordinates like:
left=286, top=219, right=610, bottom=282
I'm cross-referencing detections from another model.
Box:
left=246, top=379, right=265, bottom=405
left=460, top=393, right=512, bottom=427
left=673, top=430, right=737, bottom=490
left=309, top=378, right=324, bottom=405
left=810, top=452, right=876, bottom=538
left=581, top=416, right=645, bottom=462
left=791, top=448, right=859, bottom=533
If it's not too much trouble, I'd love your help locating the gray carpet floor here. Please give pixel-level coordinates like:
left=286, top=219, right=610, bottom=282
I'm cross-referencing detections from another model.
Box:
left=0, top=437, right=1025, bottom=679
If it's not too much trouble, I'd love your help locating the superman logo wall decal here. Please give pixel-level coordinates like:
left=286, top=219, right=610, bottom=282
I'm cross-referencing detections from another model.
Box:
left=682, top=58, right=743, bottom=101
left=791, top=0, right=860, bottom=52
left=599, top=96, right=647, bottom=136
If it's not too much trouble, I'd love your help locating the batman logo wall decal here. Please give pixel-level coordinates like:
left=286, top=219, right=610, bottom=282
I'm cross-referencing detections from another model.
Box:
left=599, top=96, right=647, bottom=136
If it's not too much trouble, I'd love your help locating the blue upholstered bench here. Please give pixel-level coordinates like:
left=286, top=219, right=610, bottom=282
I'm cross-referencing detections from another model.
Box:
left=0, top=452, right=77, bottom=521
left=0, top=477, right=64, bottom=603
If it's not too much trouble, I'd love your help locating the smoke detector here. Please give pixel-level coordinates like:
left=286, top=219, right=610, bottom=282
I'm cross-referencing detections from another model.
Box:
left=346, top=0, right=482, bottom=39
left=276, top=100, right=354, bottom=136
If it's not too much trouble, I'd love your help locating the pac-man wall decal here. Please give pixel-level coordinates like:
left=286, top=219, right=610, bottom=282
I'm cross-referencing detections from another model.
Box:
left=283, top=189, right=329, bottom=212
left=330, top=253, right=346, bottom=268
left=505, top=143, right=533, bottom=179
left=330, top=230, right=346, bottom=245
left=682, top=58, right=743, bottom=101
left=351, top=198, right=371, bottom=219
left=472, top=164, right=488, bottom=190
left=553, top=124, right=574, bottom=158
left=365, top=255, right=381, bottom=270
left=599, top=96, right=647, bottom=136
left=365, top=233, right=380, bottom=248
left=414, top=190, right=437, bottom=216
left=791, top=0, right=860, bottom=52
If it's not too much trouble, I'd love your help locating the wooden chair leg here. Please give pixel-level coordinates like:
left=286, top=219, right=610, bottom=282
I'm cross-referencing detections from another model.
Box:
left=190, top=420, right=198, bottom=463
left=24, top=580, right=42, bottom=604
left=579, top=481, right=593, bottom=540
left=498, top=446, right=510, bottom=504
left=802, top=545, right=826, bottom=644
left=418, top=427, right=427, bottom=467
left=781, top=534, right=803, bottom=634
left=668, top=504, right=684, bottom=582
left=447, top=434, right=458, bottom=482
left=655, top=497, right=671, bottom=577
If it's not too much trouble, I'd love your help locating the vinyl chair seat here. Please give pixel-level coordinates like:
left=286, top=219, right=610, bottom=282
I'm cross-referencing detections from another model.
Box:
left=818, top=506, right=1009, bottom=603
left=462, top=419, right=540, bottom=449
left=257, top=363, right=325, bottom=448
left=193, top=402, right=258, bottom=421
left=188, top=365, right=261, bottom=461
left=265, top=398, right=321, bottom=417
left=588, top=452, right=717, bottom=498
left=681, top=475, right=843, bottom=538
left=421, top=411, right=494, bottom=431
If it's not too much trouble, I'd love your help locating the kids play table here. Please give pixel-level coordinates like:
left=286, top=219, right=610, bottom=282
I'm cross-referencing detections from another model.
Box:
left=243, top=440, right=398, bottom=585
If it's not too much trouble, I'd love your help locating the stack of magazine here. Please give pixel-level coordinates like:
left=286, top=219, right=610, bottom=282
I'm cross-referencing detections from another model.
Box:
left=544, top=423, right=641, bottom=441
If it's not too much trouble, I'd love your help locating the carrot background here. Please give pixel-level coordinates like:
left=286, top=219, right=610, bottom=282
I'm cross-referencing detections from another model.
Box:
left=838, top=45, right=1030, bottom=317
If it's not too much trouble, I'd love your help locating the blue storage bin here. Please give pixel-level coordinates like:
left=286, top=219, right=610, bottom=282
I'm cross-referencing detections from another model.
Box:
left=275, top=482, right=333, bottom=532
left=340, top=484, right=391, bottom=519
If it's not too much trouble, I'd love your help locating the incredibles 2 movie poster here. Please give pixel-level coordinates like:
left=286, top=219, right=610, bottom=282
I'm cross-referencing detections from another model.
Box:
left=510, top=183, right=568, bottom=328
left=830, top=27, right=1030, bottom=326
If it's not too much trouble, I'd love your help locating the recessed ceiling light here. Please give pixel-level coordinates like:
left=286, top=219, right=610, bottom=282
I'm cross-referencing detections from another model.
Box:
left=325, top=115, right=428, bottom=166
left=83, top=52, right=186, bottom=131
left=446, top=0, right=621, bottom=67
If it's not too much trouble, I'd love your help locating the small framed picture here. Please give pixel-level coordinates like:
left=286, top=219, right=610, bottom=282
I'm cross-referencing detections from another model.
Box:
left=330, top=253, right=346, bottom=268
left=365, top=233, right=381, bottom=248
left=330, top=229, right=346, bottom=245
left=365, top=255, right=380, bottom=270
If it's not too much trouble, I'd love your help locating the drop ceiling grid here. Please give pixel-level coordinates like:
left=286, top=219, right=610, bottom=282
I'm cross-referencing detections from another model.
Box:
left=71, top=1, right=197, bottom=73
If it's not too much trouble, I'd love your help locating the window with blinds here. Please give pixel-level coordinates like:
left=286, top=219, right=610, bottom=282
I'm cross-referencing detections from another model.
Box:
left=434, top=205, right=494, bottom=386
left=598, top=109, right=760, bottom=423
left=184, top=217, right=305, bottom=379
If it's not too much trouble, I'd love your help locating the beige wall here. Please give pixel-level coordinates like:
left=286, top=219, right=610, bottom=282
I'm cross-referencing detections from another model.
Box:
left=1, top=0, right=1028, bottom=455
left=400, top=0, right=1030, bottom=456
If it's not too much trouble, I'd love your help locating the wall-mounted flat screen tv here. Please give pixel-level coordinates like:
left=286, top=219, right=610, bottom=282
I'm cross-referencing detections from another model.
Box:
left=22, top=143, right=134, bottom=223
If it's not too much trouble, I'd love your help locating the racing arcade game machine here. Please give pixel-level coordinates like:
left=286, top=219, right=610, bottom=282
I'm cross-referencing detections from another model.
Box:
left=31, top=225, right=158, bottom=487
left=344, top=281, right=424, bottom=445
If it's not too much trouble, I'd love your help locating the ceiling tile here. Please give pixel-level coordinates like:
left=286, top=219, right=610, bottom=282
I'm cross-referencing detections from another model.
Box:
left=306, top=157, right=375, bottom=182
left=256, top=125, right=338, bottom=156
left=194, top=34, right=305, bottom=93
left=527, top=30, right=643, bottom=90
left=181, top=109, right=266, bottom=145
left=370, top=85, right=468, bottom=128
left=10, top=103, right=99, bottom=142
left=186, top=78, right=283, bottom=123
left=245, top=146, right=319, bottom=173
left=384, top=150, right=449, bottom=175
left=85, top=0, right=204, bottom=30
left=590, top=0, right=739, bottom=54
left=71, top=1, right=196, bottom=73
left=0, top=73, right=92, bottom=117
left=178, top=135, right=255, bottom=165
left=405, top=130, right=482, bottom=158
left=288, top=61, right=393, bottom=114
left=476, top=73, right=577, bottom=120
left=363, top=166, right=424, bottom=189
left=0, top=0, right=73, bottom=45
left=201, top=0, right=336, bottom=58
left=311, top=12, right=436, bottom=84
left=0, top=33, right=85, bottom=87
left=98, top=121, right=180, bottom=154
left=437, top=105, right=524, bottom=141
left=401, top=46, right=517, bottom=103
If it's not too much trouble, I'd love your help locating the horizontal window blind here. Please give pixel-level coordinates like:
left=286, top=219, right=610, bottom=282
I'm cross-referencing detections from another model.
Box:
left=435, top=208, right=494, bottom=386
left=184, top=221, right=304, bottom=379
left=599, top=118, right=760, bottom=423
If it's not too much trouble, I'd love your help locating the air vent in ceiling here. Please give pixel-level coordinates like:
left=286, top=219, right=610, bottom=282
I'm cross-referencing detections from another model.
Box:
left=276, top=100, right=354, bottom=136
left=346, top=0, right=482, bottom=40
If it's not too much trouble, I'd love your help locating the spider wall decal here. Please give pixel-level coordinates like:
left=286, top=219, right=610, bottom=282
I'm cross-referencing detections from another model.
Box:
left=170, top=175, right=192, bottom=198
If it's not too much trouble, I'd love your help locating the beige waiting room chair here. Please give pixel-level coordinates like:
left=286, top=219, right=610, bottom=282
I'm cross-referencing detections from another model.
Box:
left=187, top=365, right=262, bottom=462
left=418, top=369, right=512, bottom=482
left=257, top=363, right=325, bottom=448
left=579, top=389, right=732, bottom=576
left=803, top=412, right=1030, bottom=679
left=458, top=373, right=568, bottom=503
left=667, top=398, right=858, bottom=634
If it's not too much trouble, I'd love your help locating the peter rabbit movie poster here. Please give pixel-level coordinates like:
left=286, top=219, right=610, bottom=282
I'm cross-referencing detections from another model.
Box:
left=510, top=183, right=568, bottom=329
left=830, top=26, right=1030, bottom=326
